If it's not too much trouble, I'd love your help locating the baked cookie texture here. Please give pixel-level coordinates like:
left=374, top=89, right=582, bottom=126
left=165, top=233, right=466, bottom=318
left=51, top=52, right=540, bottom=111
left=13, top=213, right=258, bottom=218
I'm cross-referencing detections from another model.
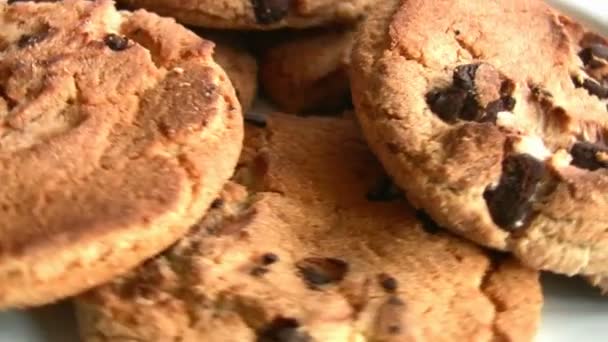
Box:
left=260, top=28, right=353, bottom=113
left=214, top=42, right=258, bottom=112
left=0, top=0, right=242, bottom=308
left=120, top=0, right=371, bottom=30
left=76, top=114, right=542, bottom=342
left=350, top=0, right=608, bottom=288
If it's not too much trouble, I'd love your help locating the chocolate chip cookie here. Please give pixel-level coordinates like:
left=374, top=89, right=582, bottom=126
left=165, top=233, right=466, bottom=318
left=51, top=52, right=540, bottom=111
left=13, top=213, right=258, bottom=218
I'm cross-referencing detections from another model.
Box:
left=0, top=0, right=242, bottom=308
left=260, top=28, right=353, bottom=113
left=351, top=0, right=608, bottom=288
left=76, top=114, right=542, bottom=342
left=120, top=0, right=371, bottom=30
left=214, top=42, right=258, bottom=112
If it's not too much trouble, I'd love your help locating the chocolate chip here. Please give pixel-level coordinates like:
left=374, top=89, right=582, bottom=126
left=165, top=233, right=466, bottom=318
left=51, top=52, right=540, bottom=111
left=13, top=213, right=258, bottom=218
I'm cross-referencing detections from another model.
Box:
left=579, top=44, right=608, bottom=66
left=366, top=177, right=403, bottom=202
left=17, top=30, right=49, bottom=49
left=296, top=257, right=349, bottom=287
left=104, top=33, right=129, bottom=51
left=245, top=112, right=267, bottom=127
left=257, top=317, right=312, bottom=342
left=378, top=273, right=398, bottom=293
left=210, top=198, right=224, bottom=209
left=262, top=252, right=279, bottom=265
left=426, top=63, right=515, bottom=124
left=484, top=154, right=551, bottom=231
left=571, top=141, right=608, bottom=171
left=415, top=210, right=442, bottom=234
left=581, top=79, right=608, bottom=99
left=251, top=0, right=291, bottom=25
left=250, top=266, right=270, bottom=277
left=426, top=88, right=469, bottom=123
left=485, top=96, right=516, bottom=119
left=453, top=64, right=480, bottom=90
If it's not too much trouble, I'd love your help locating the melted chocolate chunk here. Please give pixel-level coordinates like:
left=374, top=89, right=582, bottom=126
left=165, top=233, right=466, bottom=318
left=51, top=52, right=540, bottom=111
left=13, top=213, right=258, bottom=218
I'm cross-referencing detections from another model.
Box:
left=571, top=141, right=608, bottom=171
left=251, top=0, right=291, bottom=25
left=453, top=63, right=479, bottom=90
left=257, top=318, right=312, bottom=342
left=296, top=257, right=349, bottom=287
left=426, top=88, right=469, bottom=123
left=17, top=29, right=49, bottom=49
left=366, top=176, right=403, bottom=202
left=426, top=63, right=516, bottom=123
left=484, top=154, right=549, bottom=231
left=579, top=44, right=608, bottom=66
left=104, top=33, right=129, bottom=51
left=485, top=96, right=516, bottom=118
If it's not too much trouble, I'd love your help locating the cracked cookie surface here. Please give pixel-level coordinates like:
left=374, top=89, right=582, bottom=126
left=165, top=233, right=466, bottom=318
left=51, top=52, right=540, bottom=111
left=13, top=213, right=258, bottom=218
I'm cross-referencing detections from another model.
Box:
left=0, top=0, right=242, bottom=308
left=350, top=0, right=608, bottom=289
left=120, top=0, right=371, bottom=30
left=76, top=114, right=542, bottom=342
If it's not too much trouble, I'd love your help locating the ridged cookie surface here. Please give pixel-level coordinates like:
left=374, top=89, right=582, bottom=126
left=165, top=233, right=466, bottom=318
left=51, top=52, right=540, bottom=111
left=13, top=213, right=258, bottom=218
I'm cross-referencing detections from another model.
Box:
left=351, top=0, right=608, bottom=289
left=0, top=0, right=242, bottom=308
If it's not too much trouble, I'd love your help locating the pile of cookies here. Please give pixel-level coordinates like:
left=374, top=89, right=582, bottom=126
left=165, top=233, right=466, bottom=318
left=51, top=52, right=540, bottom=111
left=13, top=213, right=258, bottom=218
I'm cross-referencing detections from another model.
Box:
left=0, top=0, right=606, bottom=341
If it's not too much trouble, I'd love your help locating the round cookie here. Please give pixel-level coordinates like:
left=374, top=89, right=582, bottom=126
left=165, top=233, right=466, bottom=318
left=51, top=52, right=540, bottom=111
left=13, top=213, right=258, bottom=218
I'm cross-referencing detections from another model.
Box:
left=214, top=42, right=258, bottom=113
left=76, top=114, right=542, bottom=342
left=120, top=0, right=371, bottom=30
left=259, top=28, right=353, bottom=113
left=351, top=0, right=608, bottom=287
left=0, top=0, right=242, bottom=308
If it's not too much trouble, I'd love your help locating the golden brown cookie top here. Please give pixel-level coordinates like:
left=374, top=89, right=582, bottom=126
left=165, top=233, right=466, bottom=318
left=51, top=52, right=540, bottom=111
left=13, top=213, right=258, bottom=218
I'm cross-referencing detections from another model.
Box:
left=351, top=0, right=608, bottom=284
left=121, top=0, right=372, bottom=29
left=0, top=0, right=242, bottom=308
left=77, top=114, right=542, bottom=342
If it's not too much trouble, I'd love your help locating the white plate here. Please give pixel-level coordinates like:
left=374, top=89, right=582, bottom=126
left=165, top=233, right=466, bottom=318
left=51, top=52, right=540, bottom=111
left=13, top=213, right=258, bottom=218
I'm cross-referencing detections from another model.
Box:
left=0, top=1, right=607, bottom=341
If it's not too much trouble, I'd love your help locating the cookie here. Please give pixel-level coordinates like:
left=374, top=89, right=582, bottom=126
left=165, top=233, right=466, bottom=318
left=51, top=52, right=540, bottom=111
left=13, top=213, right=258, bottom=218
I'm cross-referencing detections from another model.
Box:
left=0, top=0, right=242, bottom=308
left=214, top=42, right=258, bottom=112
left=120, top=0, right=371, bottom=30
left=76, top=114, right=542, bottom=342
left=259, top=28, right=353, bottom=113
left=350, top=0, right=608, bottom=287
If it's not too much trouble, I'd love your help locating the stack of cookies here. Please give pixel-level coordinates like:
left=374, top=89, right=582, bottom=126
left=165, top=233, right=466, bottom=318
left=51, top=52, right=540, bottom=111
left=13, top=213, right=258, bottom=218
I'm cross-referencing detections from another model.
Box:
left=0, top=0, right=606, bottom=341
